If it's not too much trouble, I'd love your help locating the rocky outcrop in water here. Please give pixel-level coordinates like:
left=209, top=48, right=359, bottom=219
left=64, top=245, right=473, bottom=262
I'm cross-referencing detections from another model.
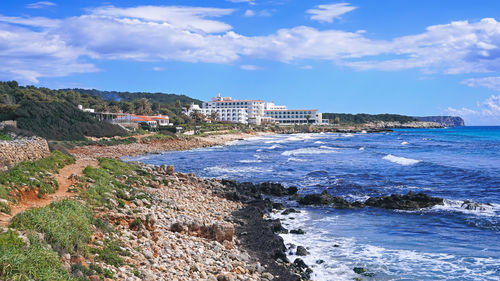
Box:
left=295, top=191, right=444, bottom=210
left=415, top=116, right=465, bottom=127
left=364, top=191, right=444, bottom=210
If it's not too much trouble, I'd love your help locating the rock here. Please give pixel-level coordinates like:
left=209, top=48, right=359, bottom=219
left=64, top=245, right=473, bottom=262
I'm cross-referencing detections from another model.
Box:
left=281, top=208, right=300, bottom=215
left=290, top=229, right=305, bottom=235
left=364, top=191, right=444, bottom=210
left=298, top=191, right=352, bottom=208
left=261, top=272, right=274, bottom=280
left=316, top=259, right=325, bottom=264
left=296, top=246, right=309, bottom=256
left=353, top=267, right=368, bottom=274
left=461, top=200, right=489, bottom=211
left=166, top=165, right=175, bottom=175
left=70, top=255, right=88, bottom=268
left=272, top=202, right=285, bottom=210
left=88, top=275, right=100, bottom=281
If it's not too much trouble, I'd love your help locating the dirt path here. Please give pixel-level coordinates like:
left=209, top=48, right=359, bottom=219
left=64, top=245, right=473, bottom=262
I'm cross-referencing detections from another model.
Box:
left=0, top=158, right=98, bottom=227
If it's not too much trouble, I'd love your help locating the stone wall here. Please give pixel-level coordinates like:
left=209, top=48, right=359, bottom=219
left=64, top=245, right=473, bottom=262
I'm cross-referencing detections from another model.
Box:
left=0, top=137, right=50, bottom=172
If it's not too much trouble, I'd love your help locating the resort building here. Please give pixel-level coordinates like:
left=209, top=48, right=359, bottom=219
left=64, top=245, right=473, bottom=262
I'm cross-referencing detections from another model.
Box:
left=184, top=93, right=327, bottom=125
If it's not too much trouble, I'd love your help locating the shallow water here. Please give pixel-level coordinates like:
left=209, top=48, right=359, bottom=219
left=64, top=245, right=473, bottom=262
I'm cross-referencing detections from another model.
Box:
left=130, top=127, right=500, bottom=280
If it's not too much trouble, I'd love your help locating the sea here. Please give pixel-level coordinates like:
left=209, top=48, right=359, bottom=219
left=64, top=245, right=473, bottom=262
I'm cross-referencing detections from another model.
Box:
left=129, top=126, right=500, bottom=281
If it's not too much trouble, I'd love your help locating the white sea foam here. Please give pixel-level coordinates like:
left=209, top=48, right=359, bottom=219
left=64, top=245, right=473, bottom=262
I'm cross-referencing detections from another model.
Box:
left=267, top=144, right=282, bottom=150
left=359, top=147, right=365, bottom=151
left=281, top=146, right=339, bottom=156
left=342, top=133, right=354, bottom=137
left=383, top=154, right=420, bottom=166
left=287, top=157, right=307, bottom=162
left=431, top=199, right=500, bottom=217
left=271, top=209, right=500, bottom=281
left=204, top=166, right=272, bottom=175
left=401, top=141, right=409, bottom=145
left=314, top=141, right=325, bottom=144
left=238, top=159, right=262, bottom=163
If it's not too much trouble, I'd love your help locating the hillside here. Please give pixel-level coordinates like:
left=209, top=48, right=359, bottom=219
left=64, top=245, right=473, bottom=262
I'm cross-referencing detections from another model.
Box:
left=64, top=88, right=202, bottom=106
left=0, top=81, right=208, bottom=140
left=323, top=113, right=418, bottom=124
left=415, top=116, right=465, bottom=127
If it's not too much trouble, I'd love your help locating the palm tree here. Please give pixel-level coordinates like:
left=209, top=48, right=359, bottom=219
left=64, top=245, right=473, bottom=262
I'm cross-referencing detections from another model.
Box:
left=209, top=111, right=219, bottom=122
left=190, top=111, right=205, bottom=124
left=305, top=114, right=311, bottom=124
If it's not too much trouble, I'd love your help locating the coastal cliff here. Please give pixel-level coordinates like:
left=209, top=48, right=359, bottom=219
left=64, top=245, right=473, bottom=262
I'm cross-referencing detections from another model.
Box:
left=415, top=116, right=465, bottom=127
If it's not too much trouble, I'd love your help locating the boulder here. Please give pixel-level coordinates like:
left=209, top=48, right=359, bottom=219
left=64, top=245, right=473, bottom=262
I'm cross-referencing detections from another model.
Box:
left=296, top=246, right=309, bottom=256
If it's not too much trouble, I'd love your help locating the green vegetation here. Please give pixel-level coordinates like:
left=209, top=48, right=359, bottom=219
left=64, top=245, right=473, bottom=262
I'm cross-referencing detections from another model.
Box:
left=0, top=156, right=149, bottom=280
left=0, top=131, right=11, bottom=141
left=0, top=81, right=207, bottom=141
left=0, top=230, right=77, bottom=281
left=323, top=113, right=417, bottom=124
left=10, top=200, right=93, bottom=254
left=58, top=136, right=137, bottom=149
left=0, top=151, right=75, bottom=204
left=91, top=239, right=129, bottom=267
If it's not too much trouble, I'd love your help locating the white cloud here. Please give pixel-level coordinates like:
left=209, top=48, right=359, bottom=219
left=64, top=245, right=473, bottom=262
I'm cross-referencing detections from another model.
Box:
left=244, top=10, right=255, bottom=17
left=1, top=4, right=500, bottom=83
left=152, top=67, right=164, bottom=71
left=301, top=65, right=313, bottom=69
left=90, top=5, right=234, bottom=33
left=446, top=95, right=500, bottom=125
left=462, top=76, right=500, bottom=92
left=307, top=3, right=357, bottom=23
left=240, top=64, right=262, bottom=70
left=26, top=1, right=56, bottom=9
left=226, top=0, right=255, bottom=4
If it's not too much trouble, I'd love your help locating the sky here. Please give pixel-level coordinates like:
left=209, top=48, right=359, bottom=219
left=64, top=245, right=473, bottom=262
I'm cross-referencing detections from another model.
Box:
left=1, top=1, right=500, bottom=125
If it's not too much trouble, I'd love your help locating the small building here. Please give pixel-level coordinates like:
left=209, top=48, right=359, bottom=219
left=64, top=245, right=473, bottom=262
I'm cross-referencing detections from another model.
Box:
left=112, top=114, right=170, bottom=129
left=78, top=104, right=95, bottom=113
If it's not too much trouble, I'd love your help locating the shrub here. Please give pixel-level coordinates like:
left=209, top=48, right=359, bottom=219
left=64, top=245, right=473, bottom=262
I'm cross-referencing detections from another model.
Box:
left=0, top=230, right=75, bottom=281
left=10, top=200, right=93, bottom=254
left=0, top=151, right=74, bottom=201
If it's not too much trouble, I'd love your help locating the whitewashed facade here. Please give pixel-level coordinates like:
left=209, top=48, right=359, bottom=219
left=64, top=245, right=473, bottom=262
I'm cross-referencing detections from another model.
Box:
left=184, top=93, right=326, bottom=125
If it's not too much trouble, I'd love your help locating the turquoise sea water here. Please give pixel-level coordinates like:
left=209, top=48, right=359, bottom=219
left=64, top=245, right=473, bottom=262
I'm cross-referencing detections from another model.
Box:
left=130, top=127, right=500, bottom=280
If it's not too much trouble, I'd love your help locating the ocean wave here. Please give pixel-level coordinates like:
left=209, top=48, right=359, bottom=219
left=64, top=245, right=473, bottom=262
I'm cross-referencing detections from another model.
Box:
left=268, top=144, right=282, bottom=150
left=204, top=165, right=272, bottom=175
left=314, top=141, right=326, bottom=144
left=401, top=141, right=409, bottom=145
left=287, top=157, right=307, bottom=162
left=359, top=147, right=365, bottom=151
left=383, top=154, right=420, bottom=166
left=431, top=199, right=500, bottom=217
left=238, top=159, right=263, bottom=163
left=271, top=209, right=500, bottom=281
left=282, top=146, right=339, bottom=156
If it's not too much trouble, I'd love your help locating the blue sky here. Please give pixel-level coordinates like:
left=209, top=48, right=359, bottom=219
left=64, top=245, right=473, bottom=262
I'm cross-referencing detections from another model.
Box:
left=1, top=1, right=500, bottom=125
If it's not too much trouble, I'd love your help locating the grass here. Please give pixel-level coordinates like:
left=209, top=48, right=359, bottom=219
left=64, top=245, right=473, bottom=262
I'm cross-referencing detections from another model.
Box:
left=58, top=137, right=137, bottom=149
left=10, top=200, right=93, bottom=255
left=91, top=239, right=129, bottom=267
left=0, top=230, right=77, bottom=281
left=0, top=200, right=10, bottom=214
left=0, top=131, right=11, bottom=141
left=0, top=150, right=75, bottom=203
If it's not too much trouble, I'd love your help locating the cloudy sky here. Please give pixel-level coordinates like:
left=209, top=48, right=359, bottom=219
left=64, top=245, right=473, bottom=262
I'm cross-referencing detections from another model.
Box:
left=1, top=0, right=500, bottom=125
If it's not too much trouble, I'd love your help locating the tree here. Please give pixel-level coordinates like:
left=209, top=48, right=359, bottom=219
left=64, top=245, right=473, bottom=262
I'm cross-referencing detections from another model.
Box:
left=190, top=111, right=205, bottom=124
left=334, top=116, right=340, bottom=124
left=305, top=114, right=311, bottom=124
left=209, top=111, right=219, bottom=122
left=134, top=98, right=152, bottom=115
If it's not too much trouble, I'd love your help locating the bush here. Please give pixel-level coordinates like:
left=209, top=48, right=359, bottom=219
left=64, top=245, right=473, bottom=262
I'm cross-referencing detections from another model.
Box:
left=0, top=230, right=76, bottom=281
left=10, top=200, right=93, bottom=254
left=13, top=101, right=127, bottom=140
left=0, top=151, right=74, bottom=202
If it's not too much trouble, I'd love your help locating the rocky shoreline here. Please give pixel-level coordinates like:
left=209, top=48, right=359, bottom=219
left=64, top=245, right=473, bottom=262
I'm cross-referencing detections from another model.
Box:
left=68, top=132, right=274, bottom=160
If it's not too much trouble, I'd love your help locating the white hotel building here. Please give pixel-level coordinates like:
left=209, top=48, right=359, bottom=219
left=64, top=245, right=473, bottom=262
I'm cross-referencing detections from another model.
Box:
left=184, top=94, right=327, bottom=125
